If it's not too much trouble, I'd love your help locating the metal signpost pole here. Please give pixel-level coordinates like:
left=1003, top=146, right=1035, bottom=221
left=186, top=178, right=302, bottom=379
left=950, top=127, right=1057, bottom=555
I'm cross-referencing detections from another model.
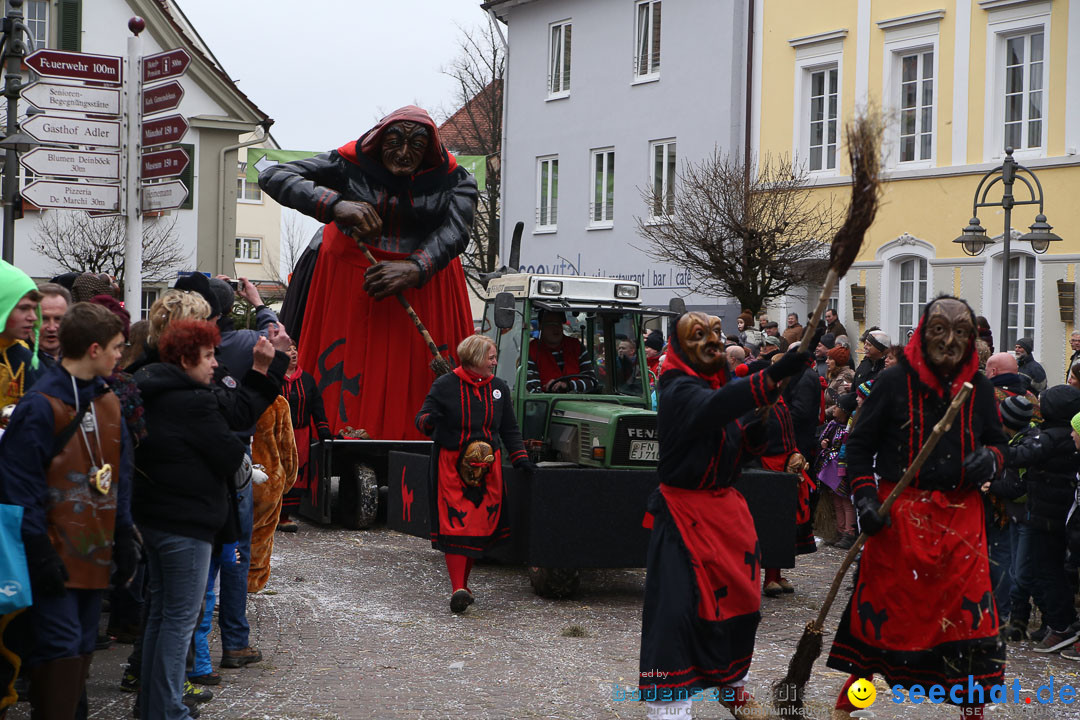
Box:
left=2, top=0, right=26, bottom=264
left=124, top=18, right=145, bottom=316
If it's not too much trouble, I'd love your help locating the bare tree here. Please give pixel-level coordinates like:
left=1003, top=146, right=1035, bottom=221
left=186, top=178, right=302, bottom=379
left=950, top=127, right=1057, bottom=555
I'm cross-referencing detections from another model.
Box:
left=636, top=152, right=841, bottom=315
left=32, top=210, right=188, bottom=284
left=261, top=211, right=310, bottom=287
left=441, top=21, right=504, bottom=298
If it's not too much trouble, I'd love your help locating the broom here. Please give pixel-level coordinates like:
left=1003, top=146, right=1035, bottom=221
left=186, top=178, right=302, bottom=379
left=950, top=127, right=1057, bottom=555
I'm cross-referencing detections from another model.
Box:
left=772, top=381, right=974, bottom=714
left=349, top=229, right=455, bottom=377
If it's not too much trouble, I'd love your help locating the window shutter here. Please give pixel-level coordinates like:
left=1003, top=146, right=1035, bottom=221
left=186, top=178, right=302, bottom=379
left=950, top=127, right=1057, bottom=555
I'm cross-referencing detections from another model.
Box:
left=178, top=142, right=194, bottom=210
left=56, top=0, right=81, bottom=52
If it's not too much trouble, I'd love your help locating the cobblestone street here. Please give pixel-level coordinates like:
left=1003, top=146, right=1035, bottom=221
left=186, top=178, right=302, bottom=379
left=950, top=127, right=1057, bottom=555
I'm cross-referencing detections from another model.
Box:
left=12, top=522, right=1080, bottom=719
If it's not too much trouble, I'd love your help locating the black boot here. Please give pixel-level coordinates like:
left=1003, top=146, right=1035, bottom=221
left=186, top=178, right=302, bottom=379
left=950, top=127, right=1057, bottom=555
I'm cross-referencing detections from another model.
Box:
left=29, top=656, right=84, bottom=720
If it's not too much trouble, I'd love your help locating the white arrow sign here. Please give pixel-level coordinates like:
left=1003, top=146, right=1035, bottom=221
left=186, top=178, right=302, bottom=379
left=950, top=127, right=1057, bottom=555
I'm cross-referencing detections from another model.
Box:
left=253, top=154, right=278, bottom=174
left=22, top=82, right=121, bottom=116
left=21, top=114, right=120, bottom=148
left=141, top=180, right=188, bottom=211
left=23, top=179, right=120, bottom=211
left=20, top=148, right=120, bottom=180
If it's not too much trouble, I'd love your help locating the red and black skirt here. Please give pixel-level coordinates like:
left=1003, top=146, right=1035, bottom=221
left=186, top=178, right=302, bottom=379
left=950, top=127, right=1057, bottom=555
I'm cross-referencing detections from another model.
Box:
left=826, top=481, right=1006, bottom=699
left=639, top=484, right=762, bottom=694
left=429, top=445, right=509, bottom=557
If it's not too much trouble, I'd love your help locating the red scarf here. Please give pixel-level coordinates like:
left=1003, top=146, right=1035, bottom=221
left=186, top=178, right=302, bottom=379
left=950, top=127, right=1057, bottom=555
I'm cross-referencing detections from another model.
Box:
left=453, top=365, right=494, bottom=392
left=528, top=336, right=582, bottom=385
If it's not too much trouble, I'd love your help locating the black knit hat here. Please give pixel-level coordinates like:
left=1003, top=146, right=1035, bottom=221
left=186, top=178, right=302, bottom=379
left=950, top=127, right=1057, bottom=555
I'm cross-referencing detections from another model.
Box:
left=173, top=273, right=220, bottom=319
left=819, top=333, right=836, bottom=350
left=837, top=392, right=858, bottom=415
left=1000, top=395, right=1034, bottom=430
left=645, top=330, right=664, bottom=352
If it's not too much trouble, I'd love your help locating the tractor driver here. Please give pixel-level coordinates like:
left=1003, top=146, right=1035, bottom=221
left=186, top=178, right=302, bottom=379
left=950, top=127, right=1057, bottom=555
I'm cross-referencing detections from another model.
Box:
left=526, top=310, right=598, bottom=393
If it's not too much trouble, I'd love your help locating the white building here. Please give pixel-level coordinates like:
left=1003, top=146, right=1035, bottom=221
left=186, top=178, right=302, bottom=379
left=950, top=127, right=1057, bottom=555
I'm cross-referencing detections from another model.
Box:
left=486, top=0, right=751, bottom=313
left=6, top=0, right=272, bottom=316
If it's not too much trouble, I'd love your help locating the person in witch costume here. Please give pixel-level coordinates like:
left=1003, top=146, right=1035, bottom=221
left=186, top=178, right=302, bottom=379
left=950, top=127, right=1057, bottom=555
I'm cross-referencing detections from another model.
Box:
left=415, top=335, right=536, bottom=613
left=260, top=106, right=477, bottom=440
left=637, top=311, right=810, bottom=720
left=825, top=296, right=1008, bottom=719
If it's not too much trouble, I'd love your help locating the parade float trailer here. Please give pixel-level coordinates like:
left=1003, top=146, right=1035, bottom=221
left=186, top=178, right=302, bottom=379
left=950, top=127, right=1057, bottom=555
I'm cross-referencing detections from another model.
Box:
left=302, top=272, right=796, bottom=597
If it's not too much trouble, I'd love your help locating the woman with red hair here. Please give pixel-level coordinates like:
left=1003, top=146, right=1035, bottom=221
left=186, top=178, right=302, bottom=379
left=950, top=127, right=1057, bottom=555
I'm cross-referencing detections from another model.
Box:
left=133, top=320, right=246, bottom=719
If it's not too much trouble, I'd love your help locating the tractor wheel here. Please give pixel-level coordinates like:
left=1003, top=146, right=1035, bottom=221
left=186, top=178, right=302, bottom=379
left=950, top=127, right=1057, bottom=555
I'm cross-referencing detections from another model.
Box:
left=337, top=463, right=379, bottom=530
left=528, top=566, right=580, bottom=599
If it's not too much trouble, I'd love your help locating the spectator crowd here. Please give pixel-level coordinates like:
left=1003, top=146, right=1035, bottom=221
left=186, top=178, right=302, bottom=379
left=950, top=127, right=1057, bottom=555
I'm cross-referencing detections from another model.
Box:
left=0, top=260, right=332, bottom=720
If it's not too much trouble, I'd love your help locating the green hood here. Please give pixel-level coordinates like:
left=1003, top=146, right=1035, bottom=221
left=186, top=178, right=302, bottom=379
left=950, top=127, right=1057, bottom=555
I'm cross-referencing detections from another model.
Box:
left=0, top=260, right=41, bottom=368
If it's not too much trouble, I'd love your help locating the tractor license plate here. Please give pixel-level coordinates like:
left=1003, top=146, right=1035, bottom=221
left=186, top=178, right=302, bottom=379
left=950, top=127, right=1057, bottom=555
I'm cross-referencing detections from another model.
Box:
left=629, top=440, right=659, bottom=462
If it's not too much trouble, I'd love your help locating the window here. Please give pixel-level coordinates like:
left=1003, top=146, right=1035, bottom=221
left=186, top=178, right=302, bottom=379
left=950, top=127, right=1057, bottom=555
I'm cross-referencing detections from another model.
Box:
left=1003, top=32, right=1044, bottom=151
left=536, top=156, right=558, bottom=230
left=808, top=66, right=838, bottom=171
left=548, top=21, right=571, bottom=98
left=140, top=290, right=159, bottom=321
left=634, top=1, right=661, bottom=79
left=650, top=140, right=676, bottom=219
left=590, top=148, right=614, bottom=227
left=897, top=257, right=928, bottom=340
left=23, top=0, right=48, bottom=51
left=899, top=50, right=934, bottom=162
left=235, top=237, right=261, bottom=262
left=236, top=163, right=262, bottom=202
left=1006, top=255, right=1036, bottom=350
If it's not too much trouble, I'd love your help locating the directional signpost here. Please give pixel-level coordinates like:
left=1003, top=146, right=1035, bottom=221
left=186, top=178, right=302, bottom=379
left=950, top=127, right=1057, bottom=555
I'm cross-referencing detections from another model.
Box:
left=142, top=48, right=190, bottom=83
left=142, top=114, right=187, bottom=147
left=22, top=114, right=121, bottom=148
left=141, top=179, right=187, bottom=212
left=141, top=147, right=189, bottom=179
left=23, top=180, right=120, bottom=211
left=23, top=82, right=121, bottom=116
left=20, top=148, right=121, bottom=181
left=24, top=49, right=123, bottom=84
left=142, top=80, right=184, bottom=115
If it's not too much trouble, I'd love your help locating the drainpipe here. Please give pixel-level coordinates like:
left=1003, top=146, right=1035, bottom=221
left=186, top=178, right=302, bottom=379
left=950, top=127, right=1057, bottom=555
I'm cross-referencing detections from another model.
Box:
left=743, top=0, right=755, bottom=197
left=488, top=8, right=509, bottom=267
left=217, top=118, right=274, bottom=275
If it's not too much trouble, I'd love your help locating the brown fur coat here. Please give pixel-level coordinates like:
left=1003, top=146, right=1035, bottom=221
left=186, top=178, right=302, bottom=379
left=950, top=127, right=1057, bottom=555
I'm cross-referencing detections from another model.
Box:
left=248, top=395, right=297, bottom=592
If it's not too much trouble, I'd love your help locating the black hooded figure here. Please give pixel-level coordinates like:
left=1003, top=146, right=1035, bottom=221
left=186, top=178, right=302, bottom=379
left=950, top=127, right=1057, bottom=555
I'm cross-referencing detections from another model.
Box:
left=826, top=295, right=1008, bottom=716
left=636, top=311, right=807, bottom=717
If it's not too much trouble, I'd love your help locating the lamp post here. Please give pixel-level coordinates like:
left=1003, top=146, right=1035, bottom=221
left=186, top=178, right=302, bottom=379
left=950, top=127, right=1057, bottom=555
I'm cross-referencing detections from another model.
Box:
left=953, top=147, right=1062, bottom=349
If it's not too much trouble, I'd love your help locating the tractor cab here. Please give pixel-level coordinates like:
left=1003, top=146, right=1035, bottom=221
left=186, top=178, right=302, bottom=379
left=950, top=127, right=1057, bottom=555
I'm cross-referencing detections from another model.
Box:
left=481, top=274, right=672, bottom=469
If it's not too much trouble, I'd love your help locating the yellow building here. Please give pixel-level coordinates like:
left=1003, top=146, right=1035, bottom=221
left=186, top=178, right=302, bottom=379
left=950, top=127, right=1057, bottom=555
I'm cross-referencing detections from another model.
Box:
left=753, top=0, right=1080, bottom=376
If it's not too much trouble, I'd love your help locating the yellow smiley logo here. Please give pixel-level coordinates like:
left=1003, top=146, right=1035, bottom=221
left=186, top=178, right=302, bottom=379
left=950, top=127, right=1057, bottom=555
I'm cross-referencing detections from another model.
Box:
left=847, top=678, right=877, bottom=708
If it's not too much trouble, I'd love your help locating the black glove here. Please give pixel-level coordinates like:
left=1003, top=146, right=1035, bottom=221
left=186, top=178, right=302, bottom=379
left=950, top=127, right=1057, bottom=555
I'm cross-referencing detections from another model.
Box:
left=23, top=534, right=68, bottom=597
left=963, top=447, right=999, bottom=486
left=765, top=351, right=813, bottom=384
left=513, top=458, right=539, bottom=476
left=854, top=493, right=890, bottom=536
left=112, top=525, right=140, bottom=587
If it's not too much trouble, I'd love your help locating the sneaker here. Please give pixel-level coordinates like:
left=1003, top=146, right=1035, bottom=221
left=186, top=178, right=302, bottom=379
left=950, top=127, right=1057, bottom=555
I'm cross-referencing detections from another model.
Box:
left=119, top=670, right=140, bottom=692
left=1030, top=624, right=1050, bottom=643
left=183, top=680, right=213, bottom=704
left=450, top=588, right=473, bottom=613
left=1033, top=624, right=1080, bottom=653
left=220, top=646, right=262, bottom=668
left=95, top=633, right=114, bottom=651
left=834, top=533, right=856, bottom=550
left=188, top=672, right=221, bottom=686
left=763, top=581, right=783, bottom=598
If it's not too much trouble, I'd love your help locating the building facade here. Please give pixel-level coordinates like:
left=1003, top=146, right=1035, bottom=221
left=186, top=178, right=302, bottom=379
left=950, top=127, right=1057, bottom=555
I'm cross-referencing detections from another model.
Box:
left=486, top=0, right=751, bottom=310
left=7, top=0, right=271, bottom=316
left=754, top=0, right=1080, bottom=375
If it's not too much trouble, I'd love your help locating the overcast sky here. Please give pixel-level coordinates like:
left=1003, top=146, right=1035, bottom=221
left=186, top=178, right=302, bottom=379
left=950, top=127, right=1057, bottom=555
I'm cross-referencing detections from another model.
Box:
left=174, top=0, right=498, bottom=152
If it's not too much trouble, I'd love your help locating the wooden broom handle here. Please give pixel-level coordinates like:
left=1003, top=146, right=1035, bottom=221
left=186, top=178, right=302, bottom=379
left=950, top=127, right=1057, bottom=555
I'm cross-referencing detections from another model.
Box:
left=807, top=381, right=974, bottom=632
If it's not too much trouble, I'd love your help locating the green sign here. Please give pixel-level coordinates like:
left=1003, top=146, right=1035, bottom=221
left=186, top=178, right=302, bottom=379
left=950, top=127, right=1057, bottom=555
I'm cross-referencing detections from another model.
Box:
left=248, top=148, right=488, bottom=191
left=245, top=148, right=320, bottom=182
left=456, top=155, right=486, bottom=191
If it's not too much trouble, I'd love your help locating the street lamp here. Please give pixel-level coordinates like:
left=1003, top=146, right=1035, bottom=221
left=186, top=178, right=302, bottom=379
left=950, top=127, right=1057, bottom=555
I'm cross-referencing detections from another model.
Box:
left=953, top=147, right=1062, bottom=348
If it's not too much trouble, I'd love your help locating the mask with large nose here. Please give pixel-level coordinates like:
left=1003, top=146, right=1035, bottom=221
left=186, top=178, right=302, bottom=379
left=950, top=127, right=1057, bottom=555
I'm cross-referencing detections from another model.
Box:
left=676, top=312, right=726, bottom=375
left=922, top=298, right=975, bottom=375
